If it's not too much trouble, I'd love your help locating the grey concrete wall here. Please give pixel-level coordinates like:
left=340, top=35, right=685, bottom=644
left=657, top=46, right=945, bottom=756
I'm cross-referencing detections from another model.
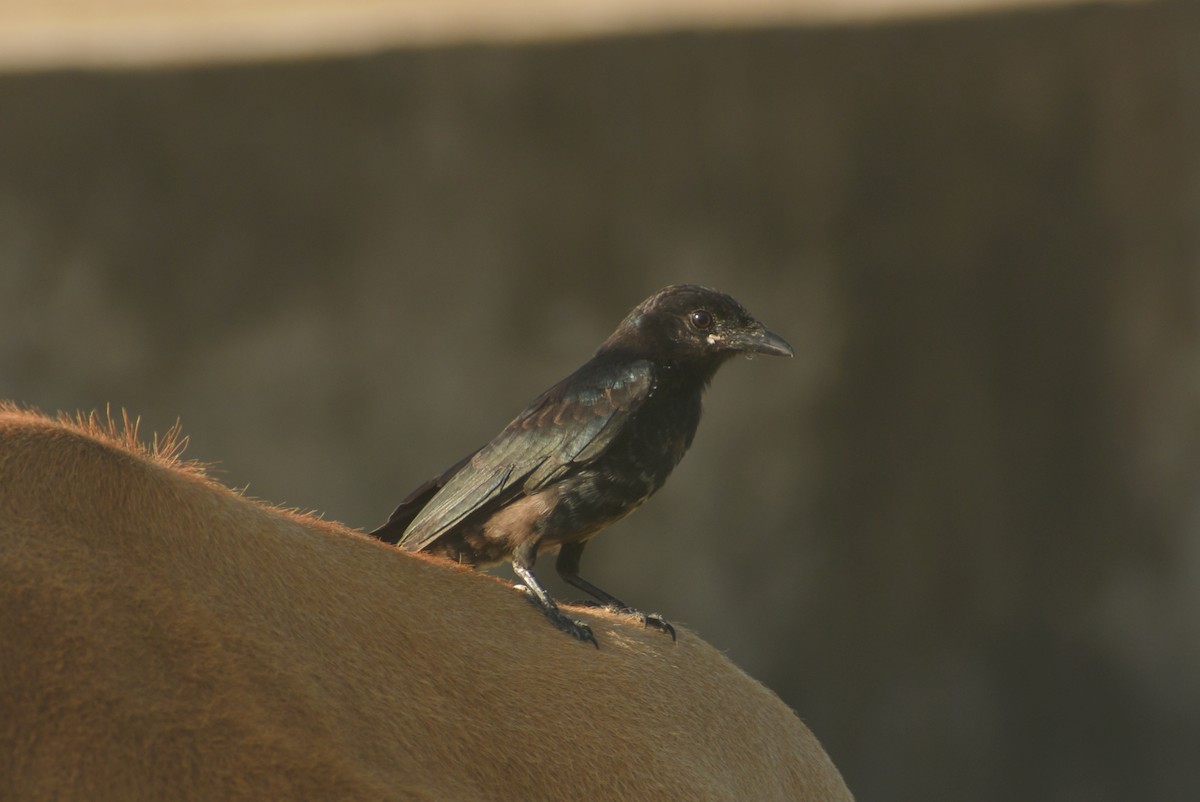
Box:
left=2, top=1, right=1197, bottom=799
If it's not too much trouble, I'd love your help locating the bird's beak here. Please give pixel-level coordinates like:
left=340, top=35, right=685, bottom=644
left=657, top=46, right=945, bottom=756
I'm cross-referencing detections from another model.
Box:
left=723, top=324, right=795, bottom=357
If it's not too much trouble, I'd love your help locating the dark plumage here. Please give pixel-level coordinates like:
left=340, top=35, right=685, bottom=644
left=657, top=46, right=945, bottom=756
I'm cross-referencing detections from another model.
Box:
left=370, top=284, right=793, bottom=646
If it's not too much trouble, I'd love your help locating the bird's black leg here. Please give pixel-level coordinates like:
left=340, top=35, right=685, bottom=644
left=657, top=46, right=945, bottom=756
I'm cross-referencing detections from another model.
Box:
left=511, top=541, right=598, bottom=648
left=555, top=542, right=676, bottom=641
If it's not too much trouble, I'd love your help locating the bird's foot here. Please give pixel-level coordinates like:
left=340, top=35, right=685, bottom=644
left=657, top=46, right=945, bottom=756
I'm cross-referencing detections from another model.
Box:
left=570, top=600, right=676, bottom=642
left=633, top=611, right=676, bottom=641
left=519, top=588, right=598, bottom=648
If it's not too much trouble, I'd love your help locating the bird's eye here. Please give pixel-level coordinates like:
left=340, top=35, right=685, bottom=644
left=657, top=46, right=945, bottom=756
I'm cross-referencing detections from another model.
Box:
left=689, top=310, right=714, bottom=330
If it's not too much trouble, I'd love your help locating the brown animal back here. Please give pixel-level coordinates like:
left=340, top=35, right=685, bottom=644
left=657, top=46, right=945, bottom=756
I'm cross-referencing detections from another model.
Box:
left=0, top=406, right=853, bottom=802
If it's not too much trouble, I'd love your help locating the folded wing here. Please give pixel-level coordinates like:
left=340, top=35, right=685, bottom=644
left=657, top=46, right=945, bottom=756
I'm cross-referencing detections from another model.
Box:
left=391, top=358, right=657, bottom=552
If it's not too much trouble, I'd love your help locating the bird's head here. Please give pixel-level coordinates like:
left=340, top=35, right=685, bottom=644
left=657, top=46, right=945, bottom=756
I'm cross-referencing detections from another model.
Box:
left=601, top=284, right=794, bottom=369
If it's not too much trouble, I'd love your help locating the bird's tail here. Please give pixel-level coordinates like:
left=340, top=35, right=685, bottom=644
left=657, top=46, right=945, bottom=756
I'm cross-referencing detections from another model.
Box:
left=367, top=518, right=409, bottom=545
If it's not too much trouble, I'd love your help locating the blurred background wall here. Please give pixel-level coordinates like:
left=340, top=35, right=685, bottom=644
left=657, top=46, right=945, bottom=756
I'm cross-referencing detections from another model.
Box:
left=1, top=0, right=1196, bottom=799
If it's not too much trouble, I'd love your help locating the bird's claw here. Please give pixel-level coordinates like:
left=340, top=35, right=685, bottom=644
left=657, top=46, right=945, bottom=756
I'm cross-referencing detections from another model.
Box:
left=550, top=613, right=599, bottom=648
left=640, top=612, right=677, bottom=642
left=568, top=601, right=676, bottom=642
left=521, top=588, right=598, bottom=648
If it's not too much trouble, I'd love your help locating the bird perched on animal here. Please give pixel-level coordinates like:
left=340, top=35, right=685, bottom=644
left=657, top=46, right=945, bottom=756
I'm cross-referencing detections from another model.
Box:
left=370, top=284, right=793, bottom=647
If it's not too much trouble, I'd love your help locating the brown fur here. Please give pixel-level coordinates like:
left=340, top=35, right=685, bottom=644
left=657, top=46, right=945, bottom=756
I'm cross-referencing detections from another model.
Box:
left=0, top=404, right=853, bottom=801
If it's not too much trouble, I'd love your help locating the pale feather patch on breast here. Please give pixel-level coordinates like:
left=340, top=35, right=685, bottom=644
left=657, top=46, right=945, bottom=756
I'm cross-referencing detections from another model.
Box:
left=482, top=488, right=559, bottom=548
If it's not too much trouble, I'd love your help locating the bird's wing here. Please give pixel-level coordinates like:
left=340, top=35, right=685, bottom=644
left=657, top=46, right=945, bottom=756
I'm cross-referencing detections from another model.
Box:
left=368, top=450, right=477, bottom=545
left=395, top=358, right=656, bottom=552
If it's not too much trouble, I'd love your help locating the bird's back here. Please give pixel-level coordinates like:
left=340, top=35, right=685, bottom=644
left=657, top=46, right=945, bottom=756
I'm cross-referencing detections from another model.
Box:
left=371, top=355, right=707, bottom=559
left=371, top=356, right=661, bottom=551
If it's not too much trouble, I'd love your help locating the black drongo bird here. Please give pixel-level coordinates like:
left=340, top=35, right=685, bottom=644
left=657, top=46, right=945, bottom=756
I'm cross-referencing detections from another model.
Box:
left=370, top=284, right=793, bottom=646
